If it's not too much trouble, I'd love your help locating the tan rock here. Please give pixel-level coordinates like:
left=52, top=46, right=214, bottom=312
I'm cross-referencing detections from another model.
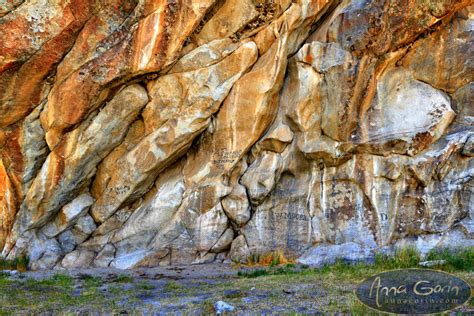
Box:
left=142, top=41, right=257, bottom=135
left=60, top=249, right=95, bottom=269
left=211, top=228, right=234, bottom=253
left=228, top=235, right=251, bottom=263
left=18, top=84, right=148, bottom=230
left=184, top=33, right=289, bottom=184
left=282, top=56, right=321, bottom=133
left=255, top=123, right=294, bottom=153
left=195, top=0, right=259, bottom=45
left=355, top=68, right=456, bottom=156
left=192, top=203, right=229, bottom=253
left=1, top=0, right=473, bottom=269
left=136, top=35, right=294, bottom=264
left=253, top=0, right=334, bottom=55
left=453, top=83, right=474, bottom=126
left=40, top=193, right=94, bottom=238
left=279, top=52, right=349, bottom=165
left=91, top=119, right=145, bottom=201
left=91, top=41, right=258, bottom=223
left=91, top=208, right=133, bottom=239
left=310, top=175, right=379, bottom=248
left=401, top=9, right=473, bottom=93
left=328, top=0, right=472, bottom=56
left=241, top=152, right=284, bottom=205
left=0, top=0, right=23, bottom=17
left=41, top=0, right=217, bottom=147
left=114, top=178, right=234, bottom=267
left=242, top=172, right=313, bottom=257
left=407, top=131, right=473, bottom=235
left=297, top=133, right=349, bottom=166
left=54, top=0, right=137, bottom=83
left=111, top=161, right=185, bottom=245
left=169, top=39, right=240, bottom=74
left=296, top=41, right=363, bottom=142
left=193, top=252, right=217, bottom=264
left=93, top=244, right=116, bottom=268
left=221, top=184, right=251, bottom=226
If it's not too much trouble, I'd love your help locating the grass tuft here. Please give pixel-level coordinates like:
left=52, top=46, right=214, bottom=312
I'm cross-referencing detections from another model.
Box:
left=80, top=275, right=102, bottom=288
left=425, top=247, right=474, bottom=271
left=237, top=263, right=303, bottom=278
left=246, top=250, right=294, bottom=266
left=238, top=268, right=269, bottom=278
left=136, top=280, right=154, bottom=290
left=164, top=280, right=182, bottom=291
left=113, top=274, right=133, bottom=283
left=349, top=296, right=376, bottom=315
left=0, top=255, right=30, bottom=272
left=374, top=246, right=421, bottom=269
left=200, top=300, right=215, bottom=314
left=47, top=274, right=75, bottom=287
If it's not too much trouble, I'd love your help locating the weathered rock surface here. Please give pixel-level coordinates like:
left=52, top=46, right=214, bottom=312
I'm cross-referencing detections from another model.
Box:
left=0, top=0, right=472, bottom=269
left=0, top=0, right=98, bottom=128
left=355, top=68, right=455, bottom=155
left=40, top=0, right=218, bottom=148
left=91, top=41, right=258, bottom=223
left=194, top=0, right=259, bottom=45
left=40, top=193, right=94, bottom=238
left=16, top=84, right=148, bottom=232
left=0, top=160, right=16, bottom=250
left=297, top=242, right=375, bottom=267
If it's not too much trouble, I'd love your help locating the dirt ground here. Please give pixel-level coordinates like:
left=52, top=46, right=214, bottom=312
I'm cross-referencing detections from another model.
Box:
left=0, top=264, right=473, bottom=315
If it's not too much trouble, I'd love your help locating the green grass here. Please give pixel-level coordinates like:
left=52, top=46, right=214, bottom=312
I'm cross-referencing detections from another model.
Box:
left=164, top=280, right=182, bottom=291
left=113, top=274, right=133, bottom=283
left=0, top=272, right=138, bottom=313
left=238, top=247, right=474, bottom=278
left=1, top=274, right=108, bottom=312
left=135, top=280, right=155, bottom=290
left=228, top=248, right=474, bottom=314
left=425, top=247, right=474, bottom=271
left=348, top=297, right=377, bottom=315
left=237, top=263, right=302, bottom=278
left=373, top=246, right=421, bottom=269
left=80, top=275, right=102, bottom=288
left=0, top=255, right=29, bottom=271
left=0, top=247, right=471, bottom=313
left=27, top=273, right=75, bottom=287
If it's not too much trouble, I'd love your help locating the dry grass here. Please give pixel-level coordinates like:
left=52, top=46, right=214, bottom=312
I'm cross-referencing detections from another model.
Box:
left=0, top=248, right=472, bottom=314
left=0, top=255, right=29, bottom=272
left=246, top=249, right=295, bottom=266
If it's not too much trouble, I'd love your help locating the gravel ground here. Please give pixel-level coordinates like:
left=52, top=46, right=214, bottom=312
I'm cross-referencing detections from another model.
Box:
left=1, top=264, right=472, bottom=315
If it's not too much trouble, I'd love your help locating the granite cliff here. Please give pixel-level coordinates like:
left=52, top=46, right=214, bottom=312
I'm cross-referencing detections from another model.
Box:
left=0, top=0, right=472, bottom=269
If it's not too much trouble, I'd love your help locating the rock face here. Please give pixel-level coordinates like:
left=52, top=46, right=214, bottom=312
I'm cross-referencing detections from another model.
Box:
left=0, top=0, right=472, bottom=269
